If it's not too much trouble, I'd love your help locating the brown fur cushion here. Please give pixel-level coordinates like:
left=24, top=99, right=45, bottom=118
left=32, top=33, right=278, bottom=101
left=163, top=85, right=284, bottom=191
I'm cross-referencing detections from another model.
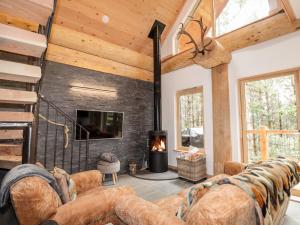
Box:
left=71, top=170, right=102, bottom=195
left=116, top=195, right=184, bottom=225
left=10, top=176, right=62, bottom=225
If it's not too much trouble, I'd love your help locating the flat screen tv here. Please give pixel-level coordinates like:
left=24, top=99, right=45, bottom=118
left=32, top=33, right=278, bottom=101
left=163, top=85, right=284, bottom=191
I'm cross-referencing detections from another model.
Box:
left=76, top=110, right=123, bottom=140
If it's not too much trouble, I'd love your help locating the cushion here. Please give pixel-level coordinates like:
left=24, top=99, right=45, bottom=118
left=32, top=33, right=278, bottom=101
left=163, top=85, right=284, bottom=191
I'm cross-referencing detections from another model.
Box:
left=71, top=170, right=102, bottom=195
left=100, top=152, right=118, bottom=163
left=52, top=170, right=70, bottom=204
left=52, top=167, right=77, bottom=203
left=116, top=195, right=184, bottom=225
left=10, top=176, right=62, bottom=225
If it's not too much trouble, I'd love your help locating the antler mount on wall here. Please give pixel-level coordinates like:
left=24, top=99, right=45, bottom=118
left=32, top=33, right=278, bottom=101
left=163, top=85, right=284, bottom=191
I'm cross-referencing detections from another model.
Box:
left=177, top=17, right=231, bottom=69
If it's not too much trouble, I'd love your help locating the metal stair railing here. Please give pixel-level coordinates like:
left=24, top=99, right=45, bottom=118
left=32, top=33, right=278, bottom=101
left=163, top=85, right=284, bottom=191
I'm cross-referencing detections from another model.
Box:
left=37, top=94, right=90, bottom=173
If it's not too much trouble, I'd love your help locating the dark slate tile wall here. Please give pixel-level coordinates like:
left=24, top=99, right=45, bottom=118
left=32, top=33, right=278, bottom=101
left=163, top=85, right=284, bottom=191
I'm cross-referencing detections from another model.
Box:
left=37, top=61, right=153, bottom=173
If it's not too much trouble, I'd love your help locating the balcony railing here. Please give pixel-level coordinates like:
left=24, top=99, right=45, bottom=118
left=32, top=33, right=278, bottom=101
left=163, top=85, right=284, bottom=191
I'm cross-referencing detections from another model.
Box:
left=246, top=126, right=300, bottom=162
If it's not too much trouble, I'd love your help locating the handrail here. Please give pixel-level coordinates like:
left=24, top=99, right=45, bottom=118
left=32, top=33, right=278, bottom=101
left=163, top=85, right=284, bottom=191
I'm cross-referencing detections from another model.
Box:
left=38, top=94, right=90, bottom=173
left=38, top=94, right=89, bottom=134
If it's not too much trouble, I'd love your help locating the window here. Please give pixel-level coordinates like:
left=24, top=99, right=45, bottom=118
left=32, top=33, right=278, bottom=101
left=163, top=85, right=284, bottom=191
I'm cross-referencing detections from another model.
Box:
left=176, top=87, right=204, bottom=151
left=216, top=0, right=271, bottom=36
left=239, top=70, right=300, bottom=163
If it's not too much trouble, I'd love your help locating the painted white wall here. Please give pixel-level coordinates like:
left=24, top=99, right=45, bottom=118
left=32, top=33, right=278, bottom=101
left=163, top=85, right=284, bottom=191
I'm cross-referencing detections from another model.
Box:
left=162, top=65, right=213, bottom=175
left=229, top=30, right=300, bottom=162
left=289, top=0, right=300, bottom=19
left=162, top=0, right=198, bottom=58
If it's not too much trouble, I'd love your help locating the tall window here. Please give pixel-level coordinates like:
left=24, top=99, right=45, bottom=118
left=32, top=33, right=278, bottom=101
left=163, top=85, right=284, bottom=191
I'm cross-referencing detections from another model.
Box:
left=240, top=70, right=300, bottom=163
left=176, top=87, right=204, bottom=151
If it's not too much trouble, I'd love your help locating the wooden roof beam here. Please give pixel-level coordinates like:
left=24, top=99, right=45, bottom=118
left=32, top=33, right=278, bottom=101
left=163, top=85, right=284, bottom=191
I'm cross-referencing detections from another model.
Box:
left=50, top=24, right=153, bottom=72
left=163, top=12, right=300, bottom=74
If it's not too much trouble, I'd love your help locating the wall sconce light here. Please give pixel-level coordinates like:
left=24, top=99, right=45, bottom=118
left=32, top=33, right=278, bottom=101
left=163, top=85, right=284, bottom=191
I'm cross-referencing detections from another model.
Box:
left=69, top=84, right=117, bottom=98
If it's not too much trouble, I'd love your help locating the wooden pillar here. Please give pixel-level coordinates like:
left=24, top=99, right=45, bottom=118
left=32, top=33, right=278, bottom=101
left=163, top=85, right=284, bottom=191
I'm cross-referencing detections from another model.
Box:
left=212, top=63, right=232, bottom=175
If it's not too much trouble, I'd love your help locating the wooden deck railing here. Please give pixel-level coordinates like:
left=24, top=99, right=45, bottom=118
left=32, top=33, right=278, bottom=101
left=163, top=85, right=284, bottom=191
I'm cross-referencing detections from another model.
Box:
left=246, top=126, right=299, bottom=160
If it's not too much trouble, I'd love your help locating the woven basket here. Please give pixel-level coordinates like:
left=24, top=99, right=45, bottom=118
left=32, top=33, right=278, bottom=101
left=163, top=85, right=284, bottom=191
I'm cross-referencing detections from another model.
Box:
left=177, top=157, right=206, bottom=182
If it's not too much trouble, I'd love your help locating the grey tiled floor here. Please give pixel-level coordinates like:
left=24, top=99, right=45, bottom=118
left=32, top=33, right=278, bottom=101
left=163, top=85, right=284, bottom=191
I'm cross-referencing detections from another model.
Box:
left=104, top=172, right=300, bottom=224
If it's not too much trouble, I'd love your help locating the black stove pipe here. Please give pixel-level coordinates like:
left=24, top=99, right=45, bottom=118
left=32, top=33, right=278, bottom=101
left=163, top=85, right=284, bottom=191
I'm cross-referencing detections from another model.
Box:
left=148, top=20, right=166, bottom=131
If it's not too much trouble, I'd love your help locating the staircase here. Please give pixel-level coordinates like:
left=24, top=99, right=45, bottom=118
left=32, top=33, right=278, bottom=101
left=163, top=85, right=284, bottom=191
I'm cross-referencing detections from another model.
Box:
left=0, top=0, right=55, bottom=169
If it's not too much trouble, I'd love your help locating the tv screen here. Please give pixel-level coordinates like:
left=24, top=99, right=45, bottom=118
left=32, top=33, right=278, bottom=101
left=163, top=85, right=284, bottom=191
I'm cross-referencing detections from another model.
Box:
left=76, top=110, right=123, bottom=140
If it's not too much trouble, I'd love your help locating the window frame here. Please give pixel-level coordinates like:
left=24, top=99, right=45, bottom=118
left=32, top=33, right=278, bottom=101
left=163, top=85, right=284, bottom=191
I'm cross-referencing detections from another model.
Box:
left=238, top=68, right=300, bottom=163
left=176, top=86, right=204, bottom=152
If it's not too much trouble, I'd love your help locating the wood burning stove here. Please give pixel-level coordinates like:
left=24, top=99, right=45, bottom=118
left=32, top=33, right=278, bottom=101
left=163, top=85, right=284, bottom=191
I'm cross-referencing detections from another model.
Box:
left=148, top=20, right=168, bottom=173
left=149, top=130, right=168, bottom=172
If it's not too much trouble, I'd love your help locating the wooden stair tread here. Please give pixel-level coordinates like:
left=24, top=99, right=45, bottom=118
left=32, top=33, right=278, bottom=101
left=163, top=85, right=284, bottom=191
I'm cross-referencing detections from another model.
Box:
left=292, top=183, right=300, bottom=197
left=0, top=60, right=41, bottom=83
left=0, top=130, right=23, bottom=140
left=0, top=88, right=37, bottom=104
left=0, top=0, right=53, bottom=26
left=0, top=144, right=22, bottom=156
left=0, top=112, right=34, bottom=122
left=0, top=155, right=22, bottom=169
left=0, top=23, right=47, bottom=57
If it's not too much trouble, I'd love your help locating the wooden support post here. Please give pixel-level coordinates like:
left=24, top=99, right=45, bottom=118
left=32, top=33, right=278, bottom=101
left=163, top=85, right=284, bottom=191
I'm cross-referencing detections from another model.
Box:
left=259, top=126, right=268, bottom=160
left=212, top=64, right=232, bottom=175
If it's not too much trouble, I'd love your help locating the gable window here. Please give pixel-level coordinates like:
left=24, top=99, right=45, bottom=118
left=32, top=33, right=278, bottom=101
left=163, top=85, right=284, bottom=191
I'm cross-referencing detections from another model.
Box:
left=216, top=0, right=272, bottom=36
left=176, top=87, right=204, bottom=151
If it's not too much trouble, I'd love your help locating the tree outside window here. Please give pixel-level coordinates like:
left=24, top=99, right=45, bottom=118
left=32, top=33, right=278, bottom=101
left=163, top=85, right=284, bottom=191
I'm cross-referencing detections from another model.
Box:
left=176, top=87, right=204, bottom=151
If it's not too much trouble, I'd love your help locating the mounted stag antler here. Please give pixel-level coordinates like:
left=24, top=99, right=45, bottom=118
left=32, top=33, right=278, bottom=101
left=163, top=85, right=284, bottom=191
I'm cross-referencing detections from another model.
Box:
left=178, top=17, right=213, bottom=58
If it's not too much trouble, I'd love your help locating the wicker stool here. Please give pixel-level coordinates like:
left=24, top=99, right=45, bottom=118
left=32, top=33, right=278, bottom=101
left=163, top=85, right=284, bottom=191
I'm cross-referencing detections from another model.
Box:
left=97, top=160, right=120, bottom=184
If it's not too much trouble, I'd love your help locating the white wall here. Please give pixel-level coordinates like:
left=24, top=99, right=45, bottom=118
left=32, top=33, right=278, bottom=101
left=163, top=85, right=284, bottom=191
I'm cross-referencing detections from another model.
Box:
left=162, top=30, right=300, bottom=175
left=229, top=30, right=300, bottom=162
left=162, top=65, right=213, bottom=175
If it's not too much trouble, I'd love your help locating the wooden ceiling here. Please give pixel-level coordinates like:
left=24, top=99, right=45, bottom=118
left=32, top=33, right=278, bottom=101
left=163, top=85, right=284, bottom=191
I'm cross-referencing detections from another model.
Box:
left=54, top=0, right=186, bottom=56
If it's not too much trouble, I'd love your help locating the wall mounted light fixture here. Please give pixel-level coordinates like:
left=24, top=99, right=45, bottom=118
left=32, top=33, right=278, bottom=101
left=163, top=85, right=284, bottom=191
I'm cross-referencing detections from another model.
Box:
left=69, top=84, right=117, bottom=98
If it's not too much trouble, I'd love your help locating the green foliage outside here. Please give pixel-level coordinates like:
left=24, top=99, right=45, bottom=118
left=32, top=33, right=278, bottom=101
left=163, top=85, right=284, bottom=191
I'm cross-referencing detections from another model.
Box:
left=245, top=75, right=300, bottom=162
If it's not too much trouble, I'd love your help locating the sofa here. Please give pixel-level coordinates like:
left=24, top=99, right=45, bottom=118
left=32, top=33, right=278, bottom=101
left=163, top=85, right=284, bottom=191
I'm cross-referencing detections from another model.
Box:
left=7, top=169, right=134, bottom=225
left=115, top=159, right=299, bottom=225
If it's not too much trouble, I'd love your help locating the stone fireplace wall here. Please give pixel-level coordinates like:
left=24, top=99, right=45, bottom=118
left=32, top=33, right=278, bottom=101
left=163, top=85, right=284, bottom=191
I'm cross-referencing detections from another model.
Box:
left=37, top=61, right=153, bottom=173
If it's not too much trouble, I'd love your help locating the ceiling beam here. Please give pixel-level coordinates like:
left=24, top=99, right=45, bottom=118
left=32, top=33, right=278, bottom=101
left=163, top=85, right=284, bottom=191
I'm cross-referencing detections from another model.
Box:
left=217, top=12, right=300, bottom=52
left=50, top=24, right=153, bottom=72
left=46, top=44, right=153, bottom=82
left=163, top=12, right=300, bottom=74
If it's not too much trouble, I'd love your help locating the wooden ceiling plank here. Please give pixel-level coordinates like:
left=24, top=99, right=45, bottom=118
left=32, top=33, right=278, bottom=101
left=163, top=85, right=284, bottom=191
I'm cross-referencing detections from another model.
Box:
left=0, top=0, right=53, bottom=26
left=46, top=44, right=153, bottom=82
left=54, top=6, right=153, bottom=56
left=50, top=24, right=153, bottom=72
left=54, top=0, right=186, bottom=55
